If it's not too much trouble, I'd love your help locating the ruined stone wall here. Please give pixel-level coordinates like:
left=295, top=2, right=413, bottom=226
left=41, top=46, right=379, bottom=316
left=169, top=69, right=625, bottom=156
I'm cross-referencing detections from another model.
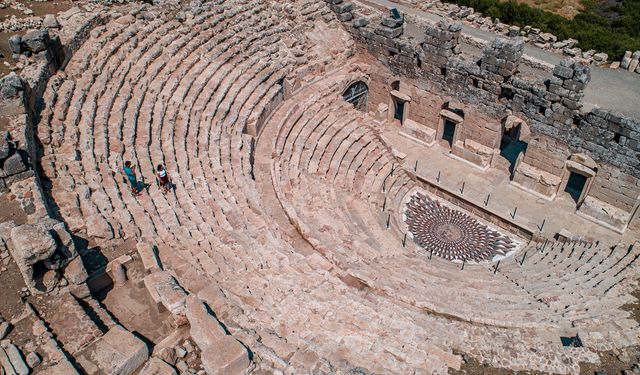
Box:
left=405, top=88, right=442, bottom=131
left=366, top=71, right=392, bottom=113
left=325, top=0, right=640, bottom=229
left=457, top=108, right=501, bottom=149
left=589, top=166, right=640, bottom=213
left=521, top=135, right=571, bottom=177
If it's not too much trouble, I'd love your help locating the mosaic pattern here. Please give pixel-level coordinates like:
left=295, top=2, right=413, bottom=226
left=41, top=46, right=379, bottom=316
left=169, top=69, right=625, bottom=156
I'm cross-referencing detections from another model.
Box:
left=405, top=193, right=515, bottom=262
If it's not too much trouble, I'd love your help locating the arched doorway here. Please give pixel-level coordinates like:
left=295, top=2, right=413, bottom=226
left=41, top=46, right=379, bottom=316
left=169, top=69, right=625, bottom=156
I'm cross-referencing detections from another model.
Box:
left=500, top=116, right=530, bottom=174
left=343, top=81, right=368, bottom=112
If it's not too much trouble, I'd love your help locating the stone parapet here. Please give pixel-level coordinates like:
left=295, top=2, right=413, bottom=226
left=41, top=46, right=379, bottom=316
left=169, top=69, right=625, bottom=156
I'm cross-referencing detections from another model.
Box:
left=481, top=37, right=523, bottom=82
left=421, top=20, right=461, bottom=67
left=375, top=10, right=404, bottom=39
left=324, top=0, right=354, bottom=22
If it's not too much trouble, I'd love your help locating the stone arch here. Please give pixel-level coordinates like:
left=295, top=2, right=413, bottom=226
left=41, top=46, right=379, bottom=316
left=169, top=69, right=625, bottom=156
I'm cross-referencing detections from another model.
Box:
left=391, top=80, right=400, bottom=91
left=500, top=115, right=530, bottom=174
left=342, top=80, right=369, bottom=112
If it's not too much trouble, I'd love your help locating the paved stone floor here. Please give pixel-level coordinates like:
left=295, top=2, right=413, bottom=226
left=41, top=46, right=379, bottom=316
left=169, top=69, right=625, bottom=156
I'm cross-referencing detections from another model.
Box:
left=382, top=124, right=638, bottom=244
left=405, top=192, right=516, bottom=261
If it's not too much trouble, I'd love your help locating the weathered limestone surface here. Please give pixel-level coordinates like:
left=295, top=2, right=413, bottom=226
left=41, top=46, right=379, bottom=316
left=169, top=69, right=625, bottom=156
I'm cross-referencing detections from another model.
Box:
left=143, top=271, right=188, bottom=318
left=577, top=196, right=631, bottom=232
left=139, top=357, right=177, bottom=375
left=76, top=325, right=149, bottom=375
left=186, top=296, right=250, bottom=375
left=185, top=295, right=227, bottom=349
left=400, top=118, right=436, bottom=146
left=136, top=242, right=161, bottom=274
left=0, top=1, right=636, bottom=375
left=1, top=218, right=77, bottom=292
left=47, top=293, right=104, bottom=354
left=200, top=336, right=251, bottom=375
left=39, top=357, right=80, bottom=375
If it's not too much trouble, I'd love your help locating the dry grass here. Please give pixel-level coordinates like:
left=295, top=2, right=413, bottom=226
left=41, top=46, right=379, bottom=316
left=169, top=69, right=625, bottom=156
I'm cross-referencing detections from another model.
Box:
left=500, top=0, right=584, bottom=18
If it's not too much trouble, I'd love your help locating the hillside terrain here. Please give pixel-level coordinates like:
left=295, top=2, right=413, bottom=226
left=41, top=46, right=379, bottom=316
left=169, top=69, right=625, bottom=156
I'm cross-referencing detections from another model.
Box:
left=504, top=0, right=584, bottom=19
left=443, top=0, right=640, bottom=59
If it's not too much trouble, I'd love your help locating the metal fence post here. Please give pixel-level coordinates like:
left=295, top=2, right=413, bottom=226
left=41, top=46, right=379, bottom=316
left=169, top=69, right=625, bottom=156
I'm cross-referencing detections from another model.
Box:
left=520, top=251, right=527, bottom=266
left=538, top=219, right=546, bottom=232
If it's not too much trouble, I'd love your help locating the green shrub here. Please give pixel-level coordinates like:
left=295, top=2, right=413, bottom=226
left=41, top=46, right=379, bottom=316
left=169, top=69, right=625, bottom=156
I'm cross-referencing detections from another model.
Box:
left=441, top=0, right=640, bottom=60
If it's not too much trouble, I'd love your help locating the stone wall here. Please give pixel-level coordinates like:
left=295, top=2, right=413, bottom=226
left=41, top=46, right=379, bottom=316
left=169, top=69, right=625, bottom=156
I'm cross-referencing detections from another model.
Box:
left=326, top=0, right=640, bottom=231
left=589, top=166, right=639, bottom=213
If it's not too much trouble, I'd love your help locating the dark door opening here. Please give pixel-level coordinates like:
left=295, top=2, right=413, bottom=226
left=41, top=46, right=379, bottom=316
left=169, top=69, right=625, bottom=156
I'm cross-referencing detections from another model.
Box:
left=442, top=119, right=456, bottom=147
left=560, top=336, right=583, bottom=347
left=500, top=126, right=527, bottom=174
left=394, top=99, right=405, bottom=123
left=564, top=172, right=587, bottom=203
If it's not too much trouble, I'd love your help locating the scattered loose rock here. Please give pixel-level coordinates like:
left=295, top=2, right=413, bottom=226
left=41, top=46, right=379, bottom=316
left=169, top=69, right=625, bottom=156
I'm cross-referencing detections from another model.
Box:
left=42, top=14, right=60, bottom=29
left=25, top=351, right=41, bottom=368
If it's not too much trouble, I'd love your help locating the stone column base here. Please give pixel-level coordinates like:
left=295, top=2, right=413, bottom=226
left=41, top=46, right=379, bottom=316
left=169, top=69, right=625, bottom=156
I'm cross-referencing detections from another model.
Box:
left=450, top=139, right=493, bottom=170
left=576, top=196, right=631, bottom=234
left=511, top=162, right=561, bottom=200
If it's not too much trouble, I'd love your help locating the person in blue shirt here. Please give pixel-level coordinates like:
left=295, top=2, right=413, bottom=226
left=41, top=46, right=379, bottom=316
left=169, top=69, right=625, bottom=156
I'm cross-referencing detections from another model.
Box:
left=123, top=161, right=141, bottom=196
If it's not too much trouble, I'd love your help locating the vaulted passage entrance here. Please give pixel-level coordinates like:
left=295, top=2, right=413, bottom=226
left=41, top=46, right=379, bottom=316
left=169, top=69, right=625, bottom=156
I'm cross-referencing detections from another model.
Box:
left=500, top=124, right=528, bottom=173
left=343, top=81, right=368, bottom=112
left=394, top=99, right=405, bottom=123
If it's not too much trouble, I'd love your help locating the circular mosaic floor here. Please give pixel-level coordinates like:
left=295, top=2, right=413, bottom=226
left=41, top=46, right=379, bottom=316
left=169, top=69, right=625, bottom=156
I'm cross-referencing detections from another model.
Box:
left=405, top=192, right=515, bottom=262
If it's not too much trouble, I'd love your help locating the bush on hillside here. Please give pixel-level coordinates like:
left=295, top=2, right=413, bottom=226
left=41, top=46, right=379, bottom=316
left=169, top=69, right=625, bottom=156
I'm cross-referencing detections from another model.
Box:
left=441, top=0, right=640, bottom=60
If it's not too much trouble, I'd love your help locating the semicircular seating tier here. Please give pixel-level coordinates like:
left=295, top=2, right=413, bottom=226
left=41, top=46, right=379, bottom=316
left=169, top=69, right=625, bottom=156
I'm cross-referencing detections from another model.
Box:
left=34, top=0, right=639, bottom=374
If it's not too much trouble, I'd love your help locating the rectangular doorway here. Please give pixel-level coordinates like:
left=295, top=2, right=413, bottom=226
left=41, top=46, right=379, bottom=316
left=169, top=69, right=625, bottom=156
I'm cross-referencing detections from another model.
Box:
left=394, top=99, right=405, bottom=123
left=564, top=172, right=587, bottom=203
left=442, top=119, right=456, bottom=147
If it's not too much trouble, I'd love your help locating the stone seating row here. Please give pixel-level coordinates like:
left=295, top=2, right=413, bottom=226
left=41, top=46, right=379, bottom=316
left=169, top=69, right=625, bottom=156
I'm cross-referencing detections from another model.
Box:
left=262, top=69, right=638, bottom=353
left=40, top=2, right=278, bottom=256
left=35, top=3, right=478, bottom=373
left=258, top=72, right=603, bottom=373
left=33, top=0, right=638, bottom=372
left=263, top=80, right=568, bottom=323
left=497, top=239, right=639, bottom=346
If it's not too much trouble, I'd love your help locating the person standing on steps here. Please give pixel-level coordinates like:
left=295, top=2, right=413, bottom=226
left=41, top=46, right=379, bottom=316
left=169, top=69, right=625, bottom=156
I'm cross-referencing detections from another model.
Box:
left=155, top=164, right=171, bottom=194
left=123, top=160, right=142, bottom=196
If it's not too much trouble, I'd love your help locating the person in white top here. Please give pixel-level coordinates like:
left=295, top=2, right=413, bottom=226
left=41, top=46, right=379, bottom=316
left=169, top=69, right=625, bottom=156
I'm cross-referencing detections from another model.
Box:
left=156, top=164, right=171, bottom=194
